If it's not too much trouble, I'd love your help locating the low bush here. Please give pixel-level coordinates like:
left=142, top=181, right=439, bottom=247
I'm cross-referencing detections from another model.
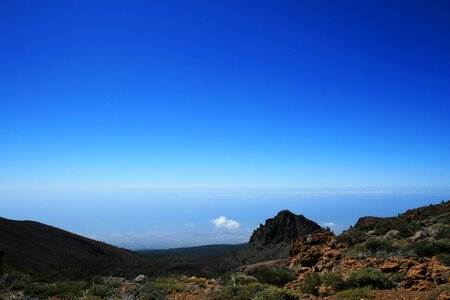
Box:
left=363, top=238, right=398, bottom=253
left=24, top=281, right=89, bottom=298
left=321, top=270, right=347, bottom=291
left=89, top=284, right=110, bottom=297
left=253, top=287, right=299, bottom=300
left=373, top=219, right=415, bottom=237
left=209, top=283, right=269, bottom=300
left=299, top=273, right=321, bottom=296
left=142, top=278, right=185, bottom=295
left=337, top=228, right=366, bottom=246
left=388, top=272, right=405, bottom=284
left=299, top=268, right=395, bottom=296
left=250, top=267, right=297, bottom=286
left=0, top=271, right=32, bottom=290
left=408, top=238, right=450, bottom=260
left=332, top=287, right=374, bottom=300
left=233, top=273, right=258, bottom=285
left=437, top=253, right=450, bottom=266
left=348, top=268, right=394, bottom=289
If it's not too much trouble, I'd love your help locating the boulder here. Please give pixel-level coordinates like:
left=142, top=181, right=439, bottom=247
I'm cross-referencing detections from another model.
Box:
left=134, top=274, right=147, bottom=283
left=408, top=231, right=425, bottom=242
left=383, top=229, right=400, bottom=240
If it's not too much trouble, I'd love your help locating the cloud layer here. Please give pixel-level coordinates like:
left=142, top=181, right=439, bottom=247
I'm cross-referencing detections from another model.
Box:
left=211, top=216, right=240, bottom=229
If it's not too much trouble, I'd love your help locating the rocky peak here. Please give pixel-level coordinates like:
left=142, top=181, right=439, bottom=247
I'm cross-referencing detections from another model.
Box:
left=249, top=210, right=323, bottom=245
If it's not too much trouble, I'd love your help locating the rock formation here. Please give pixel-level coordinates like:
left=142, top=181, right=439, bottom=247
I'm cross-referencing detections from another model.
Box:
left=249, top=210, right=323, bottom=245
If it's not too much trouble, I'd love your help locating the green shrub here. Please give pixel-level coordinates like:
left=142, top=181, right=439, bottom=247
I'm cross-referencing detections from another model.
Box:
left=337, top=228, right=366, bottom=246
left=348, top=268, right=394, bottom=289
left=253, top=287, right=299, bottom=300
left=364, top=238, right=398, bottom=253
left=408, top=241, right=435, bottom=257
left=299, top=273, right=321, bottom=296
left=89, top=284, right=110, bottom=297
left=139, top=290, right=168, bottom=300
left=321, top=270, right=347, bottom=291
left=388, top=272, right=405, bottom=283
left=142, top=278, right=185, bottom=295
left=407, top=238, right=450, bottom=260
left=434, top=238, right=450, bottom=254
left=373, top=219, right=415, bottom=237
left=24, top=281, right=89, bottom=298
left=437, top=253, right=450, bottom=266
left=332, top=287, right=374, bottom=300
left=250, top=267, right=297, bottom=286
left=0, top=271, right=32, bottom=290
left=233, top=273, right=258, bottom=285
left=209, top=283, right=269, bottom=300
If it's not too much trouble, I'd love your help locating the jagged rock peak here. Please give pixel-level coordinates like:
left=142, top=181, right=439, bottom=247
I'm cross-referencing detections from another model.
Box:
left=249, top=210, right=323, bottom=245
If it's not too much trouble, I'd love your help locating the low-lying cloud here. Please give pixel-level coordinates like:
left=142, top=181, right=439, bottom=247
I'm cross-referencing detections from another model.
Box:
left=322, top=222, right=337, bottom=228
left=211, top=216, right=240, bottom=229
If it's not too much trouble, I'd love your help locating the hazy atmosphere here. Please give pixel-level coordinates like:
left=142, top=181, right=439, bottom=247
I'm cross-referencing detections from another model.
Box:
left=1, top=187, right=449, bottom=249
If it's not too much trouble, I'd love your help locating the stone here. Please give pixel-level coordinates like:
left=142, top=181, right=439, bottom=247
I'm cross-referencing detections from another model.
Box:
left=383, top=229, right=401, bottom=240
left=134, top=274, right=147, bottom=283
left=408, top=231, right=425, bottom=243
left=379, top=261, right=400, bottom=272
left=438, top=291, right=450, bottom=300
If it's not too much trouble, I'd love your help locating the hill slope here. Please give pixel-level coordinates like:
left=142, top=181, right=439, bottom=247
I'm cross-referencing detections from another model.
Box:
left=0, top=217, right=144, bottom=278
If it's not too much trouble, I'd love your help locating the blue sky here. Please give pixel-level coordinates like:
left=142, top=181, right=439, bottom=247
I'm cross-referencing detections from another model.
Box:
left=1, top=1, right=450, bottom=248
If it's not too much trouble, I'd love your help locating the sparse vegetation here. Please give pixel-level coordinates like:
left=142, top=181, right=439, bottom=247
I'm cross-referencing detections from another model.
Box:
left=299, top=273, right=321, bottom=296
left=141, top=277, right=186, bottom=295
left=337, top=227, right=366, bottom=246
left=253, top=287, right=299, bottom=300
left=332, top=287, right=374, bottom=300
left=23, top=281, right=90, bottom=298
left=209, top=283, right=270, bottom=300
left=249, top=266, right=297, bottom=286
left=299, top=268, right=396, bottom=296
left=348, top=268, right=394, bottom=289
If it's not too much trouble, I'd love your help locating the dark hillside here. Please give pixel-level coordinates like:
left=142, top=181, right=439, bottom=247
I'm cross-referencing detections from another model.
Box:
left=0, top=217, right=145, bottom=278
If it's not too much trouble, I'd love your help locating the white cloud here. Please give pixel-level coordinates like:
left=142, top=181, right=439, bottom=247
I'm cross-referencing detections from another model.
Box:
left=211, top=216, right=240, bottom=229
left=322, top=222, right=337, bottom=228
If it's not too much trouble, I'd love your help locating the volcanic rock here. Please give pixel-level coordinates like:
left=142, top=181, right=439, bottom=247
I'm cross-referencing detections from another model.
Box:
left=249, top=210, right=323, bottom=245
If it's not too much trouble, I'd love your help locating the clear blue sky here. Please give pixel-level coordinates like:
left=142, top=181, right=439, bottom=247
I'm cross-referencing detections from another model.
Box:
left=1, top=0, right=450, bottom=188
left=1, top=1, right=450, bottom=248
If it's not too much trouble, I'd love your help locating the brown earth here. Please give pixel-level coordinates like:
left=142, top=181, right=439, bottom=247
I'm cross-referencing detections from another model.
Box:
left=285, top=232, right=450, bottom=292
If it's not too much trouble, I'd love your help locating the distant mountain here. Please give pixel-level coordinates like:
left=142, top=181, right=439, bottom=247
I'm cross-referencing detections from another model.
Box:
left=0, top=217, right=145, bottom=278
left=215, top=210, right=323, bottom=273
left=138, top=243, right=247, bottom=257
left=250, top=210, right=323, bottom=245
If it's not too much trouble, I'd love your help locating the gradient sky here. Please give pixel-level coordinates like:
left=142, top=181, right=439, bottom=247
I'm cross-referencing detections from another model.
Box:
left=1, top=1, right=450, bottom=248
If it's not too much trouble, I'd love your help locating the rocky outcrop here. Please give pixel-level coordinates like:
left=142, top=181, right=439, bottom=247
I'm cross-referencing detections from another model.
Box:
left=249, top=210, right=323, bottom=245
left=354, top=216, right=384, bottom=230
left=285, top=232, right=450, bottom=292
left=216, top=210, right=323, bottom=273
left=287, top=231, right=346, bottom=270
